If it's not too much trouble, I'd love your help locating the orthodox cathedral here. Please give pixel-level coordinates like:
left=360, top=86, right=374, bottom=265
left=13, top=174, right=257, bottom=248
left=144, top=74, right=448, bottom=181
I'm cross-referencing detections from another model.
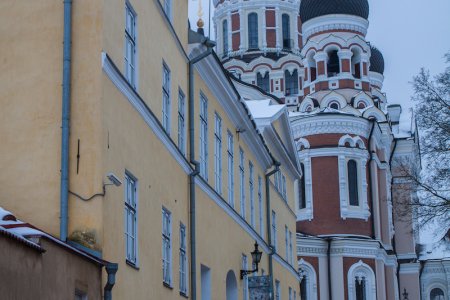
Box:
left=211, top=0, right=441, bottom=299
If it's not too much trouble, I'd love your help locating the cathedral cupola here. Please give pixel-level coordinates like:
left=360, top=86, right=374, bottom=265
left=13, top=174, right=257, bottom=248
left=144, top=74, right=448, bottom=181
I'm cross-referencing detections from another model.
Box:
left=369, top=46, right=385, bottom=89
left=299, top=0, right=369, bottom=23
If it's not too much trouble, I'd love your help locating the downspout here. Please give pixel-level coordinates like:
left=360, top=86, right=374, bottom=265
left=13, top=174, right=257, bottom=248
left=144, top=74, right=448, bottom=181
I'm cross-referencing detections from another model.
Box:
left=188, top=42, right=214, bottom=300
left=326, top=238, right=333, bottom=300
left=367, top=120, right=376, bottom=239
left=60, top=0, right=73, bottom=242
left=265, top=161, right=280, bottom=299
left=104, top=263, right=118, bottom=300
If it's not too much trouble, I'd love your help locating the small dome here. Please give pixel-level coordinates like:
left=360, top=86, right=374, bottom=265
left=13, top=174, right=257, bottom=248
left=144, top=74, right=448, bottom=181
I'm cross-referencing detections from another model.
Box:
left=300, top=0, right=369, bottom=23
left=369, top=46, right=385, bottom=74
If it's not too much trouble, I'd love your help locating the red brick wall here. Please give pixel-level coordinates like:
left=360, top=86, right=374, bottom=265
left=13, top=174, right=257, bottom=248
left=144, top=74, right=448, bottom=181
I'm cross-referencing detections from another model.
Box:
left=317, top=61, right=325, bottom=75
left=339, top=79, right=354, bottom=89
left=266, top=10, right=275, bottom=27
left=231, top=12, right=240, bottom=31
left=342, top=59, right=350, bottom=72
left=266, top=29, right=276, bottom=47
left=362, top=82, right=370, bottom=91
left=232, top=33, right=240, bottom=51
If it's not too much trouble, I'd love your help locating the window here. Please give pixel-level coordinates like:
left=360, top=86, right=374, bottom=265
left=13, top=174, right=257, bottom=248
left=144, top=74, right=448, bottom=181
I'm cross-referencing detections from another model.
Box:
left=285, top=225, right=289, bottom=260
left=227, top=131, right=234, bottom=207
left=163, top=0, right=172, bottom=20
left=282, top=174, right=287, bottom=200
left=275, top=280, right=280, bottom=300
left=248, top=13, right=258, bottom=49
left=430, top=288, right=445, bottom=300
left=162, top=208, right=172, bottom=285
left=178, top=89, right=186, bottom=155
left=257, top=72, right=270, bottom=93
left=242, top=254, right=249, bottom=300
left=327, top=50, right=340, bottom=77
left=289, top=230, right=293, bottom=264
left=249, top=161, right=255, bottom=227
left=200, top=94, right=208, bottom=180
left=347, top=160, right=359, bottom=206
left=285, top=69, right=299, bottom=96
left=239, top=148, right=246, bottom=218
left=299, top=163, right=306, bottom=209
left=124, top=2, right=136, bottom=88
left=282, top=14, right=291, bottom=50
left=258, top=176, right=263, bottom=236
left=329, top=101, right=340, bottom=110
left=162, top=63, right=171, bottom=133
left=179, top=223, right=187, bottom=294
left=75, top=290, right=87, bottom=300
left=300, top=276, right=307, bottom=300
left=125, top=173, right=137, bottom=265
left=294, top=291, right=297, bottom=300
left=355, top=278, right=366, bottom=300
left=214, top=113, right=223, bottom=194
left=222, top=19, right=228, bottom=56
left=348, top=261, right=376, bottom=300
left=289, top=287, right=293, bottom=300
left=299, top=260, right=319, bottom=300
left=271, top=210, right=277, bottom=250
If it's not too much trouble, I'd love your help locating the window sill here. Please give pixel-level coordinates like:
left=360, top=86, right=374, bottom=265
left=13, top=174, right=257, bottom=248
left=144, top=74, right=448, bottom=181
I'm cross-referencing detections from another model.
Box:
left=126, top=259, right=140, bottom=270
left=180, top=292, right=189, bottom=298
left=163, top=282, right=173, bottom=290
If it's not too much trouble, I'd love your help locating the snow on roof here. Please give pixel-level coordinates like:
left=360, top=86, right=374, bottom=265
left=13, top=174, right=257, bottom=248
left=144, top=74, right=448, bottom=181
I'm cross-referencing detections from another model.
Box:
left=0, top=206, right=106, bottom=264
left=245, top=99, right=285, bottom=120
left=289, top=107, right=356, bottom=118
left=419, top=238, right=450, bottom=261
left=393, top=107, right=415, bottom=139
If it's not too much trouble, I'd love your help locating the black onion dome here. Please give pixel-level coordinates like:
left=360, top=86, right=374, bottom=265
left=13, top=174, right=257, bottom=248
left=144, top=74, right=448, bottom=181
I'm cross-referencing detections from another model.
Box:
left=300, top=0, right=369, bottom=23
left=369, top=46, right=385, bottom=74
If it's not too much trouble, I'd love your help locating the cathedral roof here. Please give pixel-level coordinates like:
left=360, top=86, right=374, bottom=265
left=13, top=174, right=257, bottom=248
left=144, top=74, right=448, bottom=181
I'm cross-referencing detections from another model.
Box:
left=299, top=0, right=369, bottom=23
left=369, top=46, right=385, bottom=74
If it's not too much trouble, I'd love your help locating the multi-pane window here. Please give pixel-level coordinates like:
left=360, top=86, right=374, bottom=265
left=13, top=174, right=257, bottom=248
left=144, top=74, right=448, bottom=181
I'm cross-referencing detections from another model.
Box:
left=275, top=280, right=281, bottom=300
left=222, top=19, right=228, bottom=56
left=248, top=13, right=258, bottom=49
left=239, top=148, right=246, bottom=219
left=242, top=254, right=249, bottom=299
left=282, top=14, right=291, bottom=50
left=285, top=225, right=289, bottom=260
left=214, top=113, right=223, bottom=194
left=200, top=94, right=208, bottom=180
left=249, top=161, right=255, bottom=227
left=162, top=63, right=171, bottom=134
left=125, top=173, right=137, bottom=265
left=258, top=176, right=263, bottom=236
left=285, top=69, right=299, bottom=96
left=289, top=230, right=293, bottom=264
left=257, top=72, right=270, bottom=93
left=162, top=208, right=172, bottom=285
left=179, top=223, right=187, bottom=294
left=178, top=89, right=186, bottom=155
left=124, top=2, right=136, bottom=88
left=348, top=160, right=359, bottom=206
left=282, top=174, right=287, bottom=200
left=227, top=131, right=234, bottom=207
left=271, top=210, right=277, bottom=250
left=163, top=0, right=172, bottom=20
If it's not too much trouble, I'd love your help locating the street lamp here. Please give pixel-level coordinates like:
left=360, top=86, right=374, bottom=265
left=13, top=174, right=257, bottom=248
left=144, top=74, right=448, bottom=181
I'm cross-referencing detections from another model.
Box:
left=240, top=242, right=263, bottom=279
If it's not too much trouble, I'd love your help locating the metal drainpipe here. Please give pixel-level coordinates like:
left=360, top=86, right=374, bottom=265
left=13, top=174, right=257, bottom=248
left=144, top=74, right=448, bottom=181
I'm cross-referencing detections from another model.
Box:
left=188, top=44, right=213, bottom=300
left=60, top=0, right=73, bottom=242
left=265, top=161, right=280, bottom=299
left=104, top=263, right=118, bottom=300
left=326, top=238, right=332, bottom=300
left=367, top=120, right=376, bottom=239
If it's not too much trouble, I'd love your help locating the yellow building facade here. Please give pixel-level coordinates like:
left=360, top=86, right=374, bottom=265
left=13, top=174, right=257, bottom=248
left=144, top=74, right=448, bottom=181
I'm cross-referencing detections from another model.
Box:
left=0, top=0, right=301, bottom=299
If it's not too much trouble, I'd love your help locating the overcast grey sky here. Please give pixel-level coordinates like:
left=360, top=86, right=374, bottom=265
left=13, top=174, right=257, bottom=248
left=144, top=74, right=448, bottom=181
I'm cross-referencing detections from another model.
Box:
left=189, top=0, right=450, bottom=111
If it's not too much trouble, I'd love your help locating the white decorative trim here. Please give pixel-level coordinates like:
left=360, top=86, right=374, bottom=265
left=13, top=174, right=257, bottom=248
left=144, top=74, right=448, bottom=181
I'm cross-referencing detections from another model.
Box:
left=338, top=134, right=366, bottom=149
left=347, top=260, right=377, bottom=300
left=297, top=156, right=313, bottom=221
left=399, top=262, right=420, bottom=274
left=102, top=52, right=192, bottom=175
left=321, top=92, right=348, bottom=109
left=298, top=259, right=318, bottom=300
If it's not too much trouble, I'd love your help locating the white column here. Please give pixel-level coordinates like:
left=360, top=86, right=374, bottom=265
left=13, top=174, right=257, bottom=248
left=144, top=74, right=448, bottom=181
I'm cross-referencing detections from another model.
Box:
left=227, top=11, right=232, bottom=54
left=239, top=9, right=245, bottom=52
left=261, top=7, right=267, bottom=51
left=293, top=12, right=299, bottom=51
left=319, top=256, right=330, bottom=300
left=314, top=51, right=328, bottom=80
left=375, top=260, right=386, bottom=300
left=331, top=254, right=345, bottom=300
left=275, top=7, right=281, bottom=50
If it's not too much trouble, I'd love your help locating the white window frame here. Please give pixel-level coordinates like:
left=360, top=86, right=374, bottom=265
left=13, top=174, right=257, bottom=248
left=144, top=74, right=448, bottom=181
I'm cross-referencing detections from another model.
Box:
left=271, top=210, right=277, bottom=251
left=239, top=148, right=246, bottom=219
left=289, top=287, right=293, bottom=300
left=297, top=157, right=314, bottom=221
left=162, top=63, right=171, bottom=134
left=285, top=225, right=289, bottom=260
left=249, top=161, right=255, bottom=227
left=242, top=254, right=249, bottom=300
left=124, top=172, right=138, bottom=265
left=298, top=259, right=319, bottom=300
left=200, top=93, right=208, bottom=181
left=275, top=280, right=281, bottom=300
left=162, top=207, right=172, bottom=286
left=163, top=0, right=172, bottom=20
left=227, top=131, right=234, bottom=207
left=282, top=174, right=287, bottom=200
left=289, top=230, right=293, bottom=265
left=179, top=223, right=188, bottom=295
left=124, top=2, right=137, bottom=89
left=214, top=113, right=223, bottom=194
left=178, top=89, right=186, bottom=155
left=347, top=260, right=376, bottom=300
left=258, top=176, right=263, bottom=236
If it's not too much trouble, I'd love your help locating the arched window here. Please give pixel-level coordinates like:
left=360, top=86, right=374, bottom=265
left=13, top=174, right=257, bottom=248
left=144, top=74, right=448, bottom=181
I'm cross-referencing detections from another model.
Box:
left=351, top=48, right=362, bottom=79
left=430, top=288, right=445, bottom=300
left=298, top=261, right=318, bottom=300
left=299, top=163, right=306, bottom=209
left=327, top=50, right=340, bottom=77
left=285, top=69, right=299, bottom=96
left=355, top=277, right=367, bottom=300
left=300, top=277, right=308, bottom=300
left=347, top=160, right=359, bottom=206
left=357, top=101, right=366, bottom=109
left=329, top=101, right=340, bottom=110
left=257, top=72, right=270, bottom=93
left=282, top=14, right=291, bottom=50
left=226, top=270, right=238, bottom=300
left=305, top=105, right=312, bottom=112
left=222, top=19, right=228, bottom=57
left=248, top=13, right=258, bottom=49
left=348, top=261, right=376, bottom=300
